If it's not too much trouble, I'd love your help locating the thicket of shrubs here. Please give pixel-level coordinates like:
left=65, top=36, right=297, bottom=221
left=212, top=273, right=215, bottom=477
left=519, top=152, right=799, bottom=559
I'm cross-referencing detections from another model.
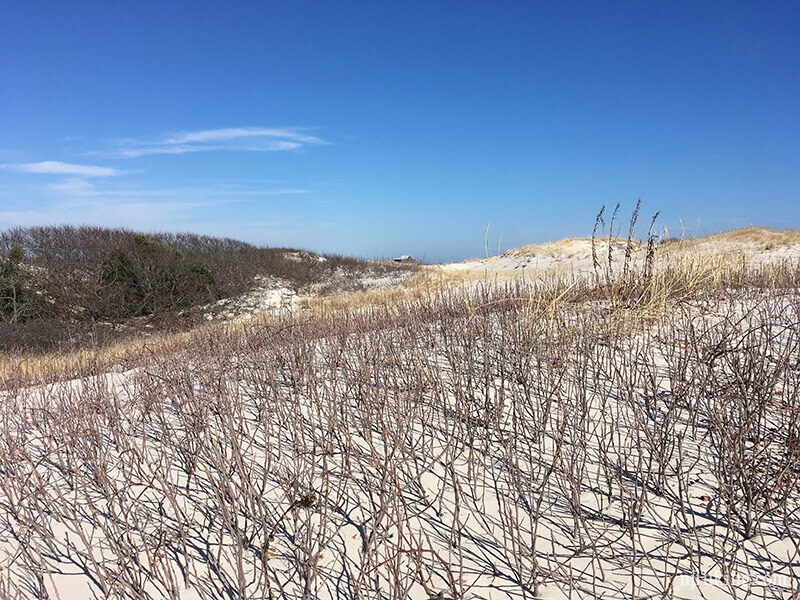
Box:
left=0, top=225, right=412, bottom=351
left=2, top=278, right=798, bottom=598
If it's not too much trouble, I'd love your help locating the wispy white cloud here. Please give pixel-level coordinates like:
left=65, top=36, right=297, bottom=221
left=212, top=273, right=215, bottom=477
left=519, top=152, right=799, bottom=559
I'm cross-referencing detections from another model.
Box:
left=0, top=160, right=122, bottom=177
left=102, top=126, right=326, bottom=158
left=164, top=127, right=323, bottom=145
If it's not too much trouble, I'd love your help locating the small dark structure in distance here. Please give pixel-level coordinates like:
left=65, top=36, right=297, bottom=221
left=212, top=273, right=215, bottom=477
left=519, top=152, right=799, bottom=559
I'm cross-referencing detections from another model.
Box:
left=393, top=255, right=416, bottom=263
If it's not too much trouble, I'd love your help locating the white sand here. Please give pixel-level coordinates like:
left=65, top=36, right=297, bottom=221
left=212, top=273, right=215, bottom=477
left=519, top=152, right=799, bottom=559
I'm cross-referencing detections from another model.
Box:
left=439, top=236, right=800, bottom=277
left=1, top=231, right=799, bottom=599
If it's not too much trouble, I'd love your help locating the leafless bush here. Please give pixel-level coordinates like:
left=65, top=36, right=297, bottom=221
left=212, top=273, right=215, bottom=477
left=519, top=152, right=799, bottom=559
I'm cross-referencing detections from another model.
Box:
left=0, top=226, right=417, bottom=352
left=0, top=244, right=799, bottom=598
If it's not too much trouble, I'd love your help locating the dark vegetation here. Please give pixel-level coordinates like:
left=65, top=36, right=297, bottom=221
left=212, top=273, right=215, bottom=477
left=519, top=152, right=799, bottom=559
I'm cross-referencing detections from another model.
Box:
left=0, top=225, right=415, bottom=352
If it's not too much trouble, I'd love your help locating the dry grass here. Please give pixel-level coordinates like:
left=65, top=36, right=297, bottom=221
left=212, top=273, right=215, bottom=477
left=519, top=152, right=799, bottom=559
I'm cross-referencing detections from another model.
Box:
left=5, top=216, right=800, bottom=599
left=602, top=251, right=798, bottom=315
left=298, top=263, right=563, bottom=315
left=4, top=247, right=798, bottom=388
left=0, top=315, right=274, bottom=389
left=1, top=266, right=799, bottom=599
left=489, top=227, right=800, bottom=263
left=5, top=222, right=797, bottom=386
left=662, top=226, right=800, bottom=250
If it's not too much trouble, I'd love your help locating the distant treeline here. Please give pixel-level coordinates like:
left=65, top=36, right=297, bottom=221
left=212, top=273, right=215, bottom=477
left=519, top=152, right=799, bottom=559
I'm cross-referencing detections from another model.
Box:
left=0, top=225, right=408, bottom=351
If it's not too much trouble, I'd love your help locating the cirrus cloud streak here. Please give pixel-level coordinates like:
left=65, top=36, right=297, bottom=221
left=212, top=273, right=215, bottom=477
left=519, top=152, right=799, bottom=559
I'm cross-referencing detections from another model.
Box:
left=104, top=126, right=327, bottom=158
left=0, top=160, right=122, bottom=177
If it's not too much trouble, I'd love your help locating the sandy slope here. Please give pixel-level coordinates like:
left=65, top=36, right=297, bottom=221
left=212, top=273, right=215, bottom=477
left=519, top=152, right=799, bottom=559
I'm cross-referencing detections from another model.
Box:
left=1, top=227, right=799, bottom=599
left=1, top=286, right=798, bottom=599
left=193, top=228, right=800, bottom=320
left=439, top=229, right=800, bottom=277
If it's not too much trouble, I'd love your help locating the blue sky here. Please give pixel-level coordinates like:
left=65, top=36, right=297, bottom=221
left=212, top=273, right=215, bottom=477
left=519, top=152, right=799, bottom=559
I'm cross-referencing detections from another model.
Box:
left=1, top=1, right=798, bottom=261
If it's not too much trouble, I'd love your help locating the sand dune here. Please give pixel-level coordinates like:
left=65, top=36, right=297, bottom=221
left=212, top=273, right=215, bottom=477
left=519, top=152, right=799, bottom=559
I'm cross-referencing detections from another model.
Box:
left=1, top=229, right=799, bottom=599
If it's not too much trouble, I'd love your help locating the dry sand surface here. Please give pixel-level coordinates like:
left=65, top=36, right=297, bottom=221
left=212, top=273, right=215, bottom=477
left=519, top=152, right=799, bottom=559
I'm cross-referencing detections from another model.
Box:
left=1, top=227, right=799, bottom=599
left=197, top=228, right=800, bottom=318
left=438, top=228, right=800, bottom=279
